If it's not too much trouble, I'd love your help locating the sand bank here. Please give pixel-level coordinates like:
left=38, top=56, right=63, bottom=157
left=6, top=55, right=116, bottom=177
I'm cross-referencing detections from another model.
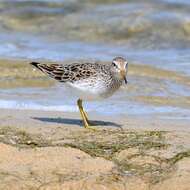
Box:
left=0, top=109, right=189, bottom=189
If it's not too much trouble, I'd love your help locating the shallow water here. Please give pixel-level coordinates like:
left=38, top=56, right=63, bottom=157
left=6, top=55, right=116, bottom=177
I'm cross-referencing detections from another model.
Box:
left=0, top=0, right=190, bottom=120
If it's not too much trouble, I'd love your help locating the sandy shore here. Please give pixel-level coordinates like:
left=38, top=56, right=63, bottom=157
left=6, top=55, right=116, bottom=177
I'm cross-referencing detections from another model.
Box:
left=0, top=108, right=190, bottom=190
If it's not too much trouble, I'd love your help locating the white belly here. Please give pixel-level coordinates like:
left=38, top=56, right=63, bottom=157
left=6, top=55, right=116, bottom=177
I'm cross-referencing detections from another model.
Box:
left=66, top=78, right=122, bottom=101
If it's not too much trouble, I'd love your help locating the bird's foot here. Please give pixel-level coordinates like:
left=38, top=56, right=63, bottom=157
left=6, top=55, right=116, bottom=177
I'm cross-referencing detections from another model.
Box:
left=84, top=124, right=97, bottom=131
left=77, top=98, right=97, bottom=131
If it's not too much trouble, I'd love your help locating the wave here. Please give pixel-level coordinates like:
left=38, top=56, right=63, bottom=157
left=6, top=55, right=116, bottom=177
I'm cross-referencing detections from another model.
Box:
left=0, top=99, right=77, bottom=112
left=0, top=0, right=190, bottom=49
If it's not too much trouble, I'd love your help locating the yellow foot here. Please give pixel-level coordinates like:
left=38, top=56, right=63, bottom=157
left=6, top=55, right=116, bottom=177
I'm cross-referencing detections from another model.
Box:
left=84, top=124, right=97, bottom=131
left=77, top=98, right=97, bottom=131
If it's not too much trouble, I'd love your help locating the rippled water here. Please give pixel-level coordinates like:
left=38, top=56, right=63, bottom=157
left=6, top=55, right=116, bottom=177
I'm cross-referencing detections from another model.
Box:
left=0, top=0, right=190, bottom=119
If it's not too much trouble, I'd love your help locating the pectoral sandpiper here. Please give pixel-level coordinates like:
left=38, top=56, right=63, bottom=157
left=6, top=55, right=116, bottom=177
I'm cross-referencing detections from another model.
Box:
left=30, top=57, right=128, bottom=130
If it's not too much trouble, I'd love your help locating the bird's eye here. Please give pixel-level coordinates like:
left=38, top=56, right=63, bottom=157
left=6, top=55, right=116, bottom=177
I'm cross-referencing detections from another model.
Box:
left=112, top=62, right=117, bottom=67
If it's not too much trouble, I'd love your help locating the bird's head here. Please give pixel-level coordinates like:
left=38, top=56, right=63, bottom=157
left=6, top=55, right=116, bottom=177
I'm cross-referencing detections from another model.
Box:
left=111, top=56, right=128, bottom=84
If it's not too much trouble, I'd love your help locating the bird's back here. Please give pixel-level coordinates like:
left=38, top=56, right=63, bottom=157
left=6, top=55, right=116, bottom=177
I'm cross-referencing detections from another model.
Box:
left=30, top=62, right=101, bottom=82
left=30, top=61, right=122, bottom=100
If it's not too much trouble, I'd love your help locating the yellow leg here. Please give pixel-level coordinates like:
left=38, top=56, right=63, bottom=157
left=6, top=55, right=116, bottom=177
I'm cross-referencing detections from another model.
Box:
left=77, top=99, right=96, bottom=130
left=83, top=110, right=89, bottom=123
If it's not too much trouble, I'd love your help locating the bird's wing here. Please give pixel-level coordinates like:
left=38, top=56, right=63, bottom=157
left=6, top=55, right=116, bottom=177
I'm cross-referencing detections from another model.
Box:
left=30, top=62, right=97, bottom=82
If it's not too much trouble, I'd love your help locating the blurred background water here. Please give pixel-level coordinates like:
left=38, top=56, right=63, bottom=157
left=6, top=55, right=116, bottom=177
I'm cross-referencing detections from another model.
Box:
left=0, top=0, right=190, bottom=119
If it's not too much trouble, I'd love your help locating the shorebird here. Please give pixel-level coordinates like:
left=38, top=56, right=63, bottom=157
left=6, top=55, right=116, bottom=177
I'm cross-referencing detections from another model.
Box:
left=30, top=57, right=128, bottom=130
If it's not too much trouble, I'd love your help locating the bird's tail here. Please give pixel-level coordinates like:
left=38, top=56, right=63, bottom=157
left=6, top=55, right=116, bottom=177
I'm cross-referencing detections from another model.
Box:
left=30, top=62, right=65, bottom=81
left=30, top=62, right=40, bottom=68
left=30, top=62, right=51, bottom=72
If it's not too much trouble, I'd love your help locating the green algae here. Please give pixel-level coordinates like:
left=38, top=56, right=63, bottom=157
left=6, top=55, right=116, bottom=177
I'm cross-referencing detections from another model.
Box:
left=0, top=126, right=190, bottom=185
left=0, top=127, right=51, bottom=148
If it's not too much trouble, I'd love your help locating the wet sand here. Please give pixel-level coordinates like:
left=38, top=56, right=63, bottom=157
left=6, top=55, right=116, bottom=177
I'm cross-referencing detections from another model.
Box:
left=0, top=108, right=190, bottom=190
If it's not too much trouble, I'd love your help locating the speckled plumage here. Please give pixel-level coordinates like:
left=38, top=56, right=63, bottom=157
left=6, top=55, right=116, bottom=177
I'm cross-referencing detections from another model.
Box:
left=30, top=57, right=128, bottom=100
left=30, top=57, right=128, bottom=129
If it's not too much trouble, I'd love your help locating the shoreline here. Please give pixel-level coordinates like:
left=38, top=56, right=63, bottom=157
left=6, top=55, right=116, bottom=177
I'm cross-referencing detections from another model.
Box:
left=0, top=108, right=190, bottom=189
left=0, top=108, right=189, bottom=131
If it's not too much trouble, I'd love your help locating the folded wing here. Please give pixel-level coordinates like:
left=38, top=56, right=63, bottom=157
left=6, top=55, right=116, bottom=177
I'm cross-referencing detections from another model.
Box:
left=30, top=62, right=97, bottom=83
